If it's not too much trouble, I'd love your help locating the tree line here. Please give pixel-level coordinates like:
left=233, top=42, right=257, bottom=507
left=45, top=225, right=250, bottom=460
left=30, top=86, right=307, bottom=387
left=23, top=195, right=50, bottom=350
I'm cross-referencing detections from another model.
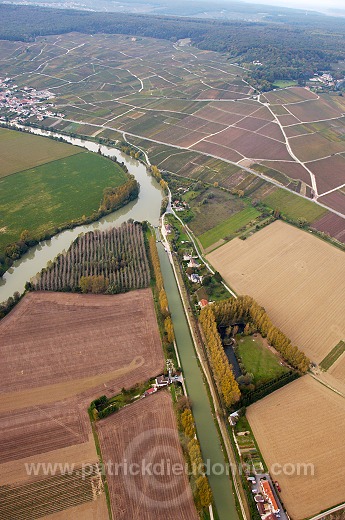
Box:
left=33, top=222, right=150, bottom=293
left=213, top=296, right=310, bottom=373
left=199, top=306, right=241, bottom=408
left=178, top=399, right=213, bottom=510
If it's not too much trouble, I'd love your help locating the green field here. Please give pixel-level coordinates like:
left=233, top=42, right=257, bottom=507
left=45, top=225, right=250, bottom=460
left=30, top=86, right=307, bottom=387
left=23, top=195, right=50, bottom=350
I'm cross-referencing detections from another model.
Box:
left=319, top=340, right=345, bottom=371
left=199, top=207, right=260, bottom=249
left=237, top=335, right=289, bottom=384
left=263, top=188, right=326, bottom=222
left=0, top=128, right=81, bottom=178
left=0, top=152, right=128, bottom=250
left=272, top=80, right=298, bottom=88
left=187, top=188, right=246, bottom=236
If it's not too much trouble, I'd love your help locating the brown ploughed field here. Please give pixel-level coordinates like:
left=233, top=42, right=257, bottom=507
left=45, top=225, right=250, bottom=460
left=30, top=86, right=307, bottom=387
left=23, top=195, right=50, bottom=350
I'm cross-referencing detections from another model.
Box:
left=97, top=391, right=198, bottom=520
left=0, top=289, right=164, bottom=519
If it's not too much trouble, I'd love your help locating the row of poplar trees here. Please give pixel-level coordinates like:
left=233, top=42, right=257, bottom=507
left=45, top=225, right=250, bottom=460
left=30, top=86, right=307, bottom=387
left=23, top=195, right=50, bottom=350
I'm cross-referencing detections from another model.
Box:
left=200, top=307, right=241, bottom=408
left=148, top=235, right=174, bottom=343
left=213, top=296, right=310, bottom=373
left=34, top=222, right=150, bottom=293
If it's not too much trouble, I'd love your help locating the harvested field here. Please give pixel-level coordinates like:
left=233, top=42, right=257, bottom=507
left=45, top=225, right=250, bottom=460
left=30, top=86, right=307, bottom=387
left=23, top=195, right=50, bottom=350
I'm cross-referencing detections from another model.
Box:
left=191, top=141, right=244, bottom=162
left=286, top=98, right=343, bottom=122
left=329, top=353, right=345, bottom=383
left=0, top=464, right=103, bottom=520
left=312, top=212, right=345, bottom=243
left=263, top=87, right=318, bottom=104
left=0, top=289, right=164, bottom=519
left=0, top=434, right=97, bottom=487
left=260, top=160, right=311, bottom=184
left=207, top=221, right=345, bottom=363
left=257, top=122, right=285, bottom=141
left=0, top=400, right=89, bottom=463
left=247, top=376, right=345, bottom=520
left=230, top=132, right=291, bottom=161
left=97, top=391, right=198, bottom=520
left=277, top=114, right=301, bottom=126
left=0, top=290, right=163, bottom=398
left=289, top=133, right=344, bottom=162
left=41, top=497, right=109, bottom=520
left=235, top=116, right=272, bottom=132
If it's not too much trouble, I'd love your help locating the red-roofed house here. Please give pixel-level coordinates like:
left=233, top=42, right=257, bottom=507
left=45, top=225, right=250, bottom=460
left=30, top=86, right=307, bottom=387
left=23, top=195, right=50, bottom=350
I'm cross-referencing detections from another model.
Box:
left=144, top=387, right=157, bottom=397
left=261, top=480, right=279, bottom=513
left=198, top=299, right=209, bottom=309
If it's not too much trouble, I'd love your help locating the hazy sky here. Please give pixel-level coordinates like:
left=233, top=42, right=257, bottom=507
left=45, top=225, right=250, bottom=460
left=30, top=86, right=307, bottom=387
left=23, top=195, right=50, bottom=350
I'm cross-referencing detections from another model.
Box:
left=244, top=0, right=345, bottom=11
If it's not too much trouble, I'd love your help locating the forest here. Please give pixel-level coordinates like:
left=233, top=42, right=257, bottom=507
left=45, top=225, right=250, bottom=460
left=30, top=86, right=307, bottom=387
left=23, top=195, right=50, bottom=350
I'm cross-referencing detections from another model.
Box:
left=0, top=5, right=344, bottom=88
left=33, top=221, right=151, bottom=293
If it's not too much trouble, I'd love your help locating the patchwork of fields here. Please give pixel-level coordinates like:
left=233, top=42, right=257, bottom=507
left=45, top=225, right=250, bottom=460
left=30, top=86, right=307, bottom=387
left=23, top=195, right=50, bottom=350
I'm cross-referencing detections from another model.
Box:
left=247, top=376, right=345, bottom=519
left=0, top=33, right=344, bottom=241
left=207, top=221, right=345, bottom=365
left=0, top=289, right=164, bottom=519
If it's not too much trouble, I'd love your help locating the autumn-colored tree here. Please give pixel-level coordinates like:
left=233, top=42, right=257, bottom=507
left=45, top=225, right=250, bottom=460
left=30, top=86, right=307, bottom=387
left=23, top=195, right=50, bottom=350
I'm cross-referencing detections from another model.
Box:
left=34, top=223, right=150, bottom=293
left=213, top=296, right=310, bottom=373
left=188, top=438, right=203, bottom=475
left=159, top=288, right=169, bottom=316
left=20, top=229, right=30, bottom=242
left=244, top=323, right=251, bottom=336
left=196, top=475, right=213, bottom=508
left=150, top=165, right=162, bottom=181
left=199, top=307, right=241, bottom=408
left=180, top=409, right=196, bottom=438
left=164, top=316, right=175, bottom=343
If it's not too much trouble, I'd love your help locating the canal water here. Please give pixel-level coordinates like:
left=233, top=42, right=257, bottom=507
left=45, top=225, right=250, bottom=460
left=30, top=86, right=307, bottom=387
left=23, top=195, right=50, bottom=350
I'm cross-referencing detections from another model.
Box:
left=158, top=245, right=239, bottom=520
left=0, top=129, right=239, bottom=520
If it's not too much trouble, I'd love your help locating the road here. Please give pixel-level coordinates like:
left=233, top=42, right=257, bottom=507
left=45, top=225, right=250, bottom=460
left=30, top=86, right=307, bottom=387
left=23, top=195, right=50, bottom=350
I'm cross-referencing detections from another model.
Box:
left=49, top=116, right=345, bottom=220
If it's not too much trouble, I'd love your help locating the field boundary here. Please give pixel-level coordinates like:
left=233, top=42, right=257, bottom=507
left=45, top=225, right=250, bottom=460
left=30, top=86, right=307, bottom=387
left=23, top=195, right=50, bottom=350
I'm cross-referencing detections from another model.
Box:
left=319, top=340, right=345, bottom=371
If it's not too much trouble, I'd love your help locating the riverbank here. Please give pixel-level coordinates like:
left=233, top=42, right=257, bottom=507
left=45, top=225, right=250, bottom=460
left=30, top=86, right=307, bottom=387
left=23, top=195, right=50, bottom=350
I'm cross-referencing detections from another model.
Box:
left=160, top=217, right=249, bottom=519
left=0, top=125, right=140, bottom=279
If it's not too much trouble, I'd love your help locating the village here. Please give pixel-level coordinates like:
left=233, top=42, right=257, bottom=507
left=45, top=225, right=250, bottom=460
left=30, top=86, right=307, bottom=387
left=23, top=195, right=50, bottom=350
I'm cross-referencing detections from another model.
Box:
left=0, top=77, right=64, bottom=124
left=307, top=71, right=345, bottom=91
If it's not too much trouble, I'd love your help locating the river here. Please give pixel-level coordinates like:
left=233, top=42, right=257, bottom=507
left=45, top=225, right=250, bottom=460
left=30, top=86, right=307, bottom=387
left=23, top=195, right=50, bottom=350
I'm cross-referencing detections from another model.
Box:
left=0, top=132, right=163, bottom=301
left=0, top=129, right=239, bottom=520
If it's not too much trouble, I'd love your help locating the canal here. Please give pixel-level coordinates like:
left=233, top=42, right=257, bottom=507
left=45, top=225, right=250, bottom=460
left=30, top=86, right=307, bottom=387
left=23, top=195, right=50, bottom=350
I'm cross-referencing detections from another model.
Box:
left=0, top=129, right=239, bottom=520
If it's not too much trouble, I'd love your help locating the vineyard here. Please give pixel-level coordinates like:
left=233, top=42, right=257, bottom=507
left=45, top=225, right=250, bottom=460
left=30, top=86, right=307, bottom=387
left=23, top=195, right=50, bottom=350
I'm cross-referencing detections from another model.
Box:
left=0, top=464, right=102, bottom=519
left=33, top=222, right=150, bottom=293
